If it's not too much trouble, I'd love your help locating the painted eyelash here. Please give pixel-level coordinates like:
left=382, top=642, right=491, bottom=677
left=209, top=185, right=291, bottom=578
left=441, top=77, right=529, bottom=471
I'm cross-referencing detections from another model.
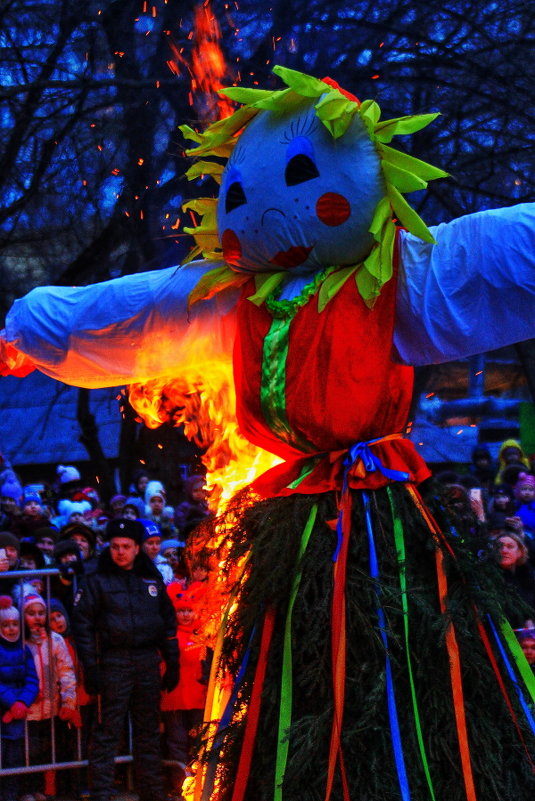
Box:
left=280, top=114, right=318, bottom=144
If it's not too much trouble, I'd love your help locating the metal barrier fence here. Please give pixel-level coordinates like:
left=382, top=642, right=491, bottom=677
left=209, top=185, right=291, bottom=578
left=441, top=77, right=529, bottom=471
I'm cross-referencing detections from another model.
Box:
left=0, top=567, right=135, bottom=787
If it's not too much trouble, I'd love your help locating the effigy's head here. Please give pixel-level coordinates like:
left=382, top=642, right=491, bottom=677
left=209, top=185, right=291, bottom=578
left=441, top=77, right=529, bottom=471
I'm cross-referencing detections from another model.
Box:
left=217, top=97, right=383, bottom=274
left=181, top=66, right=447, bottom=304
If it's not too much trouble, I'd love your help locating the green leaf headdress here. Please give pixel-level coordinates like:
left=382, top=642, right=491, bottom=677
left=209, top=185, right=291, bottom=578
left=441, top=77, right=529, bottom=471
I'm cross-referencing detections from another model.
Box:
left=181, top=65, right=447, bottom=308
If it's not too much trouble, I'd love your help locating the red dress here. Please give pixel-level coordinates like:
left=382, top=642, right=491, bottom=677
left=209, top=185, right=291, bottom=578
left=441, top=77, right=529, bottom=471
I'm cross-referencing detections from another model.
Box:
left=233, top=270, right=429, bottom=495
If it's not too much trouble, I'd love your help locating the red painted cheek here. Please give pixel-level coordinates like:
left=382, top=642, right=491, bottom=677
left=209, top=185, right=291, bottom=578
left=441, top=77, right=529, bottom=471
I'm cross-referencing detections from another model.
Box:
left=221, top=229, right=242, bottom=264
left=316, top=192, right=351, bottom=226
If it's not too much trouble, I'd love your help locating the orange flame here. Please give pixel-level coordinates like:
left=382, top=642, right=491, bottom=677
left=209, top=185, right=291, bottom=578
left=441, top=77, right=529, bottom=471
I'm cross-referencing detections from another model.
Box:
left=127, top=328, right=281, bottom=516
left=128, top=330, right=280, bottom=800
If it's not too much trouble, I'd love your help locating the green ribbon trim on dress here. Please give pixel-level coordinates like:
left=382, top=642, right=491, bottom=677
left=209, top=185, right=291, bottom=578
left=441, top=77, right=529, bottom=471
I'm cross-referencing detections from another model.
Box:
left=499, top=618, right=535, bottom=704
left=260, top=316, right=312, bottom=453
left=286, top=456, right=322, bottom=490
left=388, top=487, right=437, bottom=801
left=275, top=502, right=318, bottom=801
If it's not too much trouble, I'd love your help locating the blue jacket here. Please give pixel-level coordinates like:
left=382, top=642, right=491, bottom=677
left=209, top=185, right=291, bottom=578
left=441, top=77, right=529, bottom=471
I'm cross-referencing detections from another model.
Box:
left=0, top=638, right=39, bottom=739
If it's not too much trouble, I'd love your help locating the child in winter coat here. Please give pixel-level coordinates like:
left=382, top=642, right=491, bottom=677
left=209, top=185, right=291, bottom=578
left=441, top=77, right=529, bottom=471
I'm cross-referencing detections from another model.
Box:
left=514, top=473, right=535, bottom=537
left=145, top=481, right=177, bottom=538
left=161, top=586, right=212, bottom=800
left=22, top=593, right=78, bottom=799
left=48, top=598, right=89, bottom=796
left=0, top=597, right=39, bottom=801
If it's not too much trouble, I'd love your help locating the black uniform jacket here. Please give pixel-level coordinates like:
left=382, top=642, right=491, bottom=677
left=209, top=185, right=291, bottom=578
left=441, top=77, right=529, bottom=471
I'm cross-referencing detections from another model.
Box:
left=71, top=546, right=178, bottom=670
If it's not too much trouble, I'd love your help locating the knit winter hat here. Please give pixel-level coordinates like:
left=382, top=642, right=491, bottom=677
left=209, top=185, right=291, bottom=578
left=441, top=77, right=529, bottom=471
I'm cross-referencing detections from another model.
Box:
left=22, top=593, right=46, bottom=612
left=57, top=465, right=81, bottom=485
left=34, top=526, right=59, bottom=544
left=160, top=538, right=186, bottom=554
left=0, top=531, right=20, bottom=554
left=514, top=472, right=535, bottom=499
left=516, top=627, right=535, bottom=642
left=22, top=488, right=42, bottom=507
left=106, top=518, right=145, bottom=545
left=139, top=519, right=162, bottom=542
left=167, top=582, right=207, bottom=611
left=72, top=486, right=100, bottom=506
left=0, top=596, right=19, bottom=621
left=48, top=597, right=71, bottom=632
left=67, top=501, right=92, bottom=518
left=145, top=480, right=166, bottom=504
left=20, top=541, right=46, bottom=569
left=0, top=480, right=22, bottom=504
left=110, top=494, right=127, bottom=506
left=0, top=596, right=20, bottom=641
left=124, top=496, right=145, bottom=518
left=53, top=539, right=82, bottom=560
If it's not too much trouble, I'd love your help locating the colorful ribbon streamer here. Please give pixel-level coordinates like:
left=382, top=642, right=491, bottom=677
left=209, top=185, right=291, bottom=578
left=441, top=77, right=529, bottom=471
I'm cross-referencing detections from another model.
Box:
left=364, top=489, right=411, bottom=801
left=194, top=555, right=251, bottom=801
left=387, top=487, right=437, bottom=801
left=232, top=606, right=277, bottom=801
left=325, top=488, right=351, bottom=801
left=200, top=626, right=256, bottom=801
left=484, top=614, right=535, bottom=770
left=275, top=503, right=318, bottom=801
left=433, top=542, right=478, bottom=801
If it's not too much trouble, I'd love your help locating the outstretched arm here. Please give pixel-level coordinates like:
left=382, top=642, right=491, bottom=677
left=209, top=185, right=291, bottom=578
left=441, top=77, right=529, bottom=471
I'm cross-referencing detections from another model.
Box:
left=0, top=261, right=239, bottom=388
left=394, top=203, right=535, bottom=365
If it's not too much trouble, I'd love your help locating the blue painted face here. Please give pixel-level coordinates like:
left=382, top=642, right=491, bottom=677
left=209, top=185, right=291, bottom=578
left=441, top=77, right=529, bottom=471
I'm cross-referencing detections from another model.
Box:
left=217, top=101, right=385, bottom=275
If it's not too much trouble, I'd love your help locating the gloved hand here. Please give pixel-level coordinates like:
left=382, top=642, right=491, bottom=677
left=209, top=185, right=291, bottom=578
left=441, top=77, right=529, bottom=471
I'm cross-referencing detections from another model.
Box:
left=161, top=661, right=179, bottom=693
left=59, top=706, right=82, bottom=727
left=9, top=701, right=28, bottom=720
left=2, top=701, right=28, bottom=723
left=83, top=668, right=102, bottom=696
left=199, top=648, right=213, bottom=685
left=59, top=560, right=82, bottom=579
left=161, top=636, right=180, bottom=692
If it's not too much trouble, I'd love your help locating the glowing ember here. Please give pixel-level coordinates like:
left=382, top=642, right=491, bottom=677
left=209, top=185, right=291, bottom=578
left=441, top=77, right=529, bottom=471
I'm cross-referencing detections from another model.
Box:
left=190, top=1, right=235, bottom=121
left=166, top=1, right=235, bottom=122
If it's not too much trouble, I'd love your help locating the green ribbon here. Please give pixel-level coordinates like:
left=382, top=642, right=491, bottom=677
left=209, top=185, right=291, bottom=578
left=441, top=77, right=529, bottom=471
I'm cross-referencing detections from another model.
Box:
left=274, top=503, right=318, bottom=801
left=388, top=487, right=437, bottom=801
left=260, top=316, right=312, bottom=453
left=499, top=618, right=535, bottom=704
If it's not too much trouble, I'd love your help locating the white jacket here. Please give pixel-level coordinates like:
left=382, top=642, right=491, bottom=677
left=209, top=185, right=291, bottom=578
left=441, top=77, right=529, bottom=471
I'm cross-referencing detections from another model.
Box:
left=26, top=630, right=76, bottom=720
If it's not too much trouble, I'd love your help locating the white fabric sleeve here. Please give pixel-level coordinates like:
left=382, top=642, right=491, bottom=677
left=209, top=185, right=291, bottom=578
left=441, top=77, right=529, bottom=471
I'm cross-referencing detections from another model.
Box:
left=1, top=261, right=238, bottom=387
left=394, top=203, right=535, bottom=365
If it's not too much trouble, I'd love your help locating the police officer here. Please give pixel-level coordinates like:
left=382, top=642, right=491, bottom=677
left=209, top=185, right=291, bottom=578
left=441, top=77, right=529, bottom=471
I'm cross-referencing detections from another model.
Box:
left=72, top=518, right=179, bottom=801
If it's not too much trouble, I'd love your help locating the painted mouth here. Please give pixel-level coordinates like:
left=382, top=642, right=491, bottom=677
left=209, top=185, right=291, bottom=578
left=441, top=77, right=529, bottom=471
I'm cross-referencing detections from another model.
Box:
left=269, top=245, right=313, bottom=269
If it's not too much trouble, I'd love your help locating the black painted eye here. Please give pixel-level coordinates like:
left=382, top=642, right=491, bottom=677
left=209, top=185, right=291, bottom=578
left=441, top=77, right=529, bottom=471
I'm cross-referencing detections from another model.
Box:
left=225, top=181, right=247, bottom=213
left=285, top=154, right=320, bottom=186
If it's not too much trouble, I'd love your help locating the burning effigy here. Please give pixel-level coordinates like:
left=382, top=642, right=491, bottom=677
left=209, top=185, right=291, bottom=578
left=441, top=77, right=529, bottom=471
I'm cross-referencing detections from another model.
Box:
left=2, top=66, right=535, bottom=801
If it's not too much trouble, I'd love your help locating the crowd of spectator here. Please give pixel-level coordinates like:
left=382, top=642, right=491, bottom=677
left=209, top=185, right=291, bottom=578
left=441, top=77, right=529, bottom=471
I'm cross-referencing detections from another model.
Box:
left=436, top=438, right=535, bottom=632
left=0, top=458, right=214, bottom=801
left=1, top=438, right=535, bottom=801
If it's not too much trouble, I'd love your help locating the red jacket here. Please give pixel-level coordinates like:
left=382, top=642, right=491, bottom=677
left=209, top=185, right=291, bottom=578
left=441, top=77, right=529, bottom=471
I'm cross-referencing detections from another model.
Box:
left=160, top=624, right=210, bottom=711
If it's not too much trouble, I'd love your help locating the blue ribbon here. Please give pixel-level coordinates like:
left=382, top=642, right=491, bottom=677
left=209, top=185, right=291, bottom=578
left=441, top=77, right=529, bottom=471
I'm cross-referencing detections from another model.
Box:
left=346, top=438, right=410, bottom=483
left=486, top=614, right=535, bottom=736
left=332, top=438, right=409, bottom=562
left=363, top=490, right=411, bottom=801
left=201, top=624, right=256, bottom=801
